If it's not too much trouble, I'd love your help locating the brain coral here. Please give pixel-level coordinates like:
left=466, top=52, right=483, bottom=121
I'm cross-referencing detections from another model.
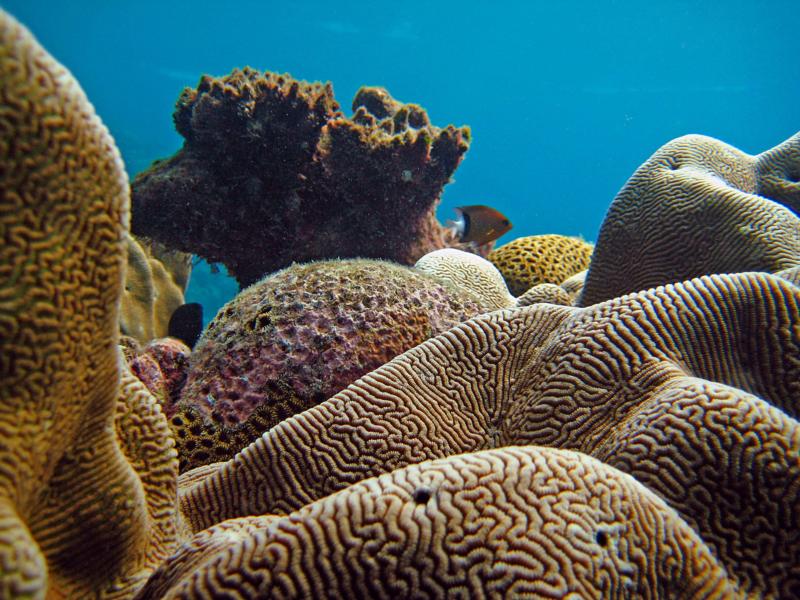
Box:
left=579, top=132, right=800, bottom=306
left=488, top=234, right=594, bottom=296
left=0, top=10, right=178, bottom=597
left=414, top=248, right=515, bottom=310
left=179, top=272, right=800, bottom=597
left=171, top=258, right=490, bottom=471
left=131, top=69, right=472, bottom=286
left=143, top=446, right=741, bottom=598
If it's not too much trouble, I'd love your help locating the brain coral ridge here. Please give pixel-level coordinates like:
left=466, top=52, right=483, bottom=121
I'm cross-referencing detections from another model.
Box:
left=0, top=10, right=178, bottom=597
left=171, top=258, right=491, bottom=471
left=143, top=446, right=742, bottom=598
left=580, top=131, right=800, bottom=306
left=131, top=69, right=472, bottom=286
left=179, top=271, right=800, bottom=598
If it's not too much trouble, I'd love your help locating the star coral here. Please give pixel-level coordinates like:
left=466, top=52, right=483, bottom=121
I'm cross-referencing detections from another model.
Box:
left=131, top=70, right=472, bottom=286
left=171, top=259, right=490, bottom=471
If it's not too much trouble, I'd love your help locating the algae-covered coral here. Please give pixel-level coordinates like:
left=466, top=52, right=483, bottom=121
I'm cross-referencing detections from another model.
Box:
left=131, top=69, right=472, bottom=286
left=3, top=5, right=800, bottom=599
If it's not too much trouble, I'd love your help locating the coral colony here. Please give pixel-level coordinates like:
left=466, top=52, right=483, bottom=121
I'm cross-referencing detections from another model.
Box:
left=2, top=8, right=799, bottom=599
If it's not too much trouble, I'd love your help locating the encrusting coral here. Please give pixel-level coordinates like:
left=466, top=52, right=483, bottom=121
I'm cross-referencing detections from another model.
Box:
left=488, top=234, right=594, bottom=296
left=131, top=71, right=472, bottom=286
left=141, top=446, right=741, bottom=598
left=0, top=10, right=178, bottom=597
left=171, top=258, right=490, bottom=471
left=579, top=132, right=800, bottom=306
left=178, top=272, right=800, bottom=597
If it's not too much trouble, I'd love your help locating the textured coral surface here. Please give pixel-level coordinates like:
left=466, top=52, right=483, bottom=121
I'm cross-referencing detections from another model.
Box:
left=179, top=272, right=800, bottom=597
left=131, top=71, right=471, bottom=286
left=488, top=234, right=594, bottom=296
left=580, top=132, right=800, bottom=306
left=171, top=259, right=490, bottom=471
left=142, top=446, right=740, bottom=599
left=0, top=11, right=178, bottom=597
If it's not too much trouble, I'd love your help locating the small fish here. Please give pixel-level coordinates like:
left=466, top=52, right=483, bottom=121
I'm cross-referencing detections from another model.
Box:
left=448, top=205, right=513, bottom=245
left=168, top=302, right=203, bottom=348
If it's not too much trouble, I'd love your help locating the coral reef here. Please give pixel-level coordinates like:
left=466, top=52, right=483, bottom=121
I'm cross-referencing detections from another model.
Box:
left=414, top=248, right=516, bottom=310
left=141, top=446, right=740, bottom=598
left=131, top=71, right=472, bottom=286
left=171, top=259, right=491, bottom=470
left=3, top=7, right=800, bottom=598
left=120, top=233, right=191, bottom=343
left=179, top=272, right=800, bottom=597
left=579, top=132, right=800, bottom=306
left=0, top=11, right=178, bottom=597
left=488, top=234, right=594, bottom=296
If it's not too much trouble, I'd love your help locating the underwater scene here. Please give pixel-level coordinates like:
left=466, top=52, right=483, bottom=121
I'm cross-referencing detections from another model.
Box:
left=0, top=0, right=798, bottom=597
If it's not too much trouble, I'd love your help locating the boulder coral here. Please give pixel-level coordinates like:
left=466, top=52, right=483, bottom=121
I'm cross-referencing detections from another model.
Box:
left=171, top=259, right=491, bottom=471
left=131, top=70, right=472, bottom=286
left=142, top=446, right=741, bottom=598
left=0, top=10, right=178, bottom=598
left=488, top=234, right=594, bottom=296
left=414, top=248, right=516, bottom=310
left=579, top=132, right=800, bottom=306
left=179, top=272, right=800, bottom=598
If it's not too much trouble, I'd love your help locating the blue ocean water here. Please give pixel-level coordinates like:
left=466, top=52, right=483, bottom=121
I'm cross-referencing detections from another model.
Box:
left=4, top=0, right=799, bottom=323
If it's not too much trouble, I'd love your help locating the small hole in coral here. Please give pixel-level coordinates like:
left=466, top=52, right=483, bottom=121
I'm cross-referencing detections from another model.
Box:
left=596, top=529, right=609, bottom=547
left=412, top=487, right=433, bottom=504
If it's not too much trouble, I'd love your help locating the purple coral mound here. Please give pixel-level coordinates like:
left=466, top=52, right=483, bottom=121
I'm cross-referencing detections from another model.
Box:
left=171, top=259, right=489, bottom=471
left=131, top=68, right=472, bottom=286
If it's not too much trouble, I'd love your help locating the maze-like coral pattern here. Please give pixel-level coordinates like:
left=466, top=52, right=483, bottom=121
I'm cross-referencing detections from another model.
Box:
left=171, top=259, right=490, bottom=470
left=414, top=248, right=515, bottom=310
left=488, top=234, right=593, bottom=296
left=0, top=11, right=179, bottom=597
left=580, top=132, right=800, bottom=306
left=179, top=272, right=800, bottom=597
left=144, top=446, right=741, bottom=598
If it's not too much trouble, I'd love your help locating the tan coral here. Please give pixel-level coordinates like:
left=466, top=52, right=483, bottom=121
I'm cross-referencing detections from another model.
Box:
left=414, top=248, right=515, bottom=310
left=145, top=446, right=742, bottom=598
left=515, top=282, right=573, bottom=306
left=488, top=234, right=593, bottom=296
left=120, top=233, right=190, bottom=343
left=179, top=272, right=800, bottom=597
left=579, top=132, right=800, bottom=306
left=0, top=10, right=178, bottom=597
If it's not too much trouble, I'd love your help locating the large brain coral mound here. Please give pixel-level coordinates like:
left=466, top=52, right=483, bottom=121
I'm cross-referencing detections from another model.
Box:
left=171, top=258, right=490, bottom=471
left=179, top=271, right=800, bottom=597
left=488, top=234, right=594, bottom=296
left=0, top=10, right=178, bottom=597
left=142, top=446, right=741, bottom=599
left=131, top=69, right=471, bottom=286
left=579, top=132, right=800, bottom=306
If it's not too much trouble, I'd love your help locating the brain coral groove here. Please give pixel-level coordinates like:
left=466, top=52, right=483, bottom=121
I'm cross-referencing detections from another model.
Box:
left=144, top=447, right=741, bottom=598
left=579, top=132, right=800, bottom=306
left=0, top=10, right=178, bottom=597
left=180, top=271, right=800, bottom=597
left=131, top=71, right=472, bottom=286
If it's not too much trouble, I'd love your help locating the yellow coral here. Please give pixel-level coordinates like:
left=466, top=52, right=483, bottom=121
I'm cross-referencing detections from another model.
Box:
left=120, top=233, right=190, bottom=343
left=488, top=234, right=593, bottom=296
left=0, top=10, right=178, bottom=597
